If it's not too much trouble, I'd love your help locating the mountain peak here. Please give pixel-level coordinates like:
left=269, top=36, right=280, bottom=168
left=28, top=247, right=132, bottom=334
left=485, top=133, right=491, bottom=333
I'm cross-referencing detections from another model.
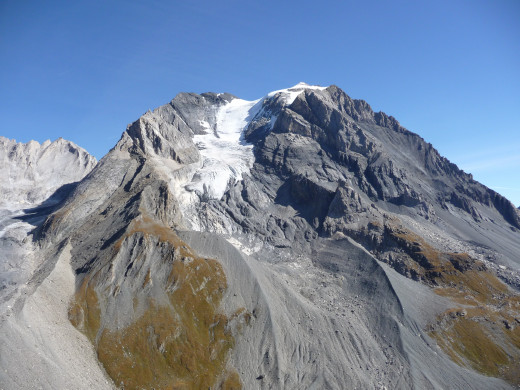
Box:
left=266, top=82, right=328, bottom=105
left=0, top=137, right=96, bottom=209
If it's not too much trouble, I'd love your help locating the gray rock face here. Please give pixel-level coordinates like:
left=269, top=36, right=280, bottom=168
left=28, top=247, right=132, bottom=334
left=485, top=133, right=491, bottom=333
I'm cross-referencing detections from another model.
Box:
left=0, top=138, right=102, bottom=390
left=0, top=137, right=97, bottom=209
left=1, top=84, right=519, bottom=389
left=0, top=137, right=96, bottom=313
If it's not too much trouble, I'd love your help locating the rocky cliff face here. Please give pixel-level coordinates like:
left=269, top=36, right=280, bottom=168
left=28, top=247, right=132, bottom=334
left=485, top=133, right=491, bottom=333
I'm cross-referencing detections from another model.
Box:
left=0, top=137, right=97, bottom=209
left=1, top=83, right=519, bottom=389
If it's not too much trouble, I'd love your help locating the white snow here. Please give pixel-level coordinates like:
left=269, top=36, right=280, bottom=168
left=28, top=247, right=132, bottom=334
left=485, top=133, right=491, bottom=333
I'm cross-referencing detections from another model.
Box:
left=184, top=83, right=327, bottom=203
left=168, top=83, right=329, bottom=231
left=185, top=97, right=262, bottom=200
left=226, top=236, right=263, bottom=256
left=267, top=82, right=327, bottom=105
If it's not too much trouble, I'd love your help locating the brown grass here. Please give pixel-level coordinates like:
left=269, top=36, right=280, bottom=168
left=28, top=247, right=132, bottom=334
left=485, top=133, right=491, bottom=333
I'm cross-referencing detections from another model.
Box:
left=429, top=308, right=519, bottom=382
left=220, top=370, right=243, bottom=390
left=447, top=318, right=507, bottom=375
left=70, top=214, right=248, bottom=389
left=68, top=273, right=101, bottom=343
left=97, top=296, right=235, bottom=389
left=429, top=268, right=520, bottom=384
left=385, top=223, right=520, bottom=384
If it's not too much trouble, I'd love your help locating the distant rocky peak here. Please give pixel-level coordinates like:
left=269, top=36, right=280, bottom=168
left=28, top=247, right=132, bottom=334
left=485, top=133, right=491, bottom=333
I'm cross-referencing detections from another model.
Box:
left=0, top=137, right=96, bottom=209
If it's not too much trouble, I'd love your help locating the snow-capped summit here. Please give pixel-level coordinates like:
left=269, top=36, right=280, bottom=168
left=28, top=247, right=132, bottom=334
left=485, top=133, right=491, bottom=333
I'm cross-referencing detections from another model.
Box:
left=184, top=83, right=328, bottom=202
left=266, top=81, right=327, bottom=105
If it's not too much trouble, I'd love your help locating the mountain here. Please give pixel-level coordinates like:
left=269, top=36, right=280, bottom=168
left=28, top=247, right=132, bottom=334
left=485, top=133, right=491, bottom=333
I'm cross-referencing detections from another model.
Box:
left=0, top=137, right=96, bottom=210
left=1, top=83, right=519, bottom=389
left=0, top=137, right=96, bottom=320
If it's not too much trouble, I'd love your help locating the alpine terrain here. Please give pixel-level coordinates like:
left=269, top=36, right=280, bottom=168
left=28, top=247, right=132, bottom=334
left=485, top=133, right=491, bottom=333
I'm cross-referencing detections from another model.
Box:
left=1, top=83, right=519, bottom=389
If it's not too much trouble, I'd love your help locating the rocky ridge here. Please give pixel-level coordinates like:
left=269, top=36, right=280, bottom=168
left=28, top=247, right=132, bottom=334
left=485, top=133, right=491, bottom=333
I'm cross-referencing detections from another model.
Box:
left=0, top=138, right=100, bottom=388
left=0, top=136, right=96, bottom=209
left=0, top=137, right=96, bottom=312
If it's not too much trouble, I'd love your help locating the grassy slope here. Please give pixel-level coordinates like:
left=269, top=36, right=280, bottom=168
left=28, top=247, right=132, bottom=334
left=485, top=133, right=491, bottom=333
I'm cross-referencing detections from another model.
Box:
left=69, top=215, right=248, bottom=390
left=385, top=223, right=520, bottom=384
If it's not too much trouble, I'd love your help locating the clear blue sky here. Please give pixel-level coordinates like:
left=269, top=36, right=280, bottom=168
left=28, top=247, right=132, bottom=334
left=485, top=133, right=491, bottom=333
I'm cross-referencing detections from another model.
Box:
left=1, top=0, right=519, bottom=205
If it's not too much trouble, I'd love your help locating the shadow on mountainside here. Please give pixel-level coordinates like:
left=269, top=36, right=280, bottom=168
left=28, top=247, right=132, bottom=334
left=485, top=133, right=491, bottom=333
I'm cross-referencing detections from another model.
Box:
left=14, top=182, right=79, bottom=236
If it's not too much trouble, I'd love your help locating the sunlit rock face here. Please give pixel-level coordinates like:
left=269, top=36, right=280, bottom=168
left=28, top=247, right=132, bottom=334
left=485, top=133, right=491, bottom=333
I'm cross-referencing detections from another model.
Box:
left=1, top=83, right=519, bottom=390
left=0, top=137, right=96, bottom=209
left=0, top=136, right=96, bottom=330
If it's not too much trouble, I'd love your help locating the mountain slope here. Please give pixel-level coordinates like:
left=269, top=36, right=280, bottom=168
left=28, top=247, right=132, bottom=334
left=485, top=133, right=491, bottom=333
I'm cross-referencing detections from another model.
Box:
left=0, top=137, right=96, bottom=309
left=1, top=84, right=519, bottom=389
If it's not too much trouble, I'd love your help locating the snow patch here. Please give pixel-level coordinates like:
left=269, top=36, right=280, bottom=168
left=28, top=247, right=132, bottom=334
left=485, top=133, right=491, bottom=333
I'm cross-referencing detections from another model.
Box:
left=185, top=98, right=262, bottom=200
left=267, top=82, right=327, bottom=105
left=226, top=237, right=263, bottom=256
left=176, top=82, right=329, bottom=230
left=185, top=83, right=327, bottom=202
left=199, top=120, right=211, bottom=131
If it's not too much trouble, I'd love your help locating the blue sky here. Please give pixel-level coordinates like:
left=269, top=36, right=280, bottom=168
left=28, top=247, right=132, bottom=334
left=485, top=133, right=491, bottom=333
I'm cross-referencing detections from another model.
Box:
left=1, top=0, right=519, bottom=205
